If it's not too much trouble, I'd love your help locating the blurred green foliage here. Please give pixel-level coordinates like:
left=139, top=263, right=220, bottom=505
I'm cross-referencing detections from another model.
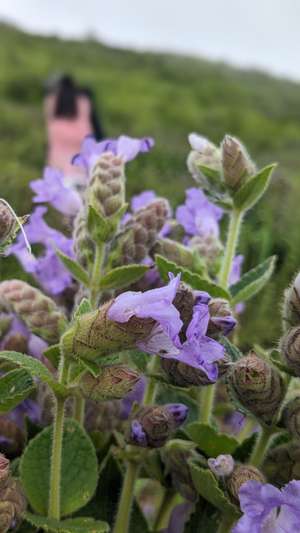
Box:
left=0, top=23, right=300, bottom=348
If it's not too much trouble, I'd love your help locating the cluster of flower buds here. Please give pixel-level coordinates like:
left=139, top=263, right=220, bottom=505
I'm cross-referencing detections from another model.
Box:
left=73, top=208, right=95, bottom=268
left=88, top=152, right=125, bottom=218
left=78, top=365, right=141, bottom=401
left=110, top=199, right=170, bottom=267
left=221, top=135, right=256, bottom=192
left=0, top=201, right=16, bottom=245
left=263, top=441, right=300, bottom=486
left=162, top=440, right=199, bottom=502
left=228, top=352, right=285, bottom=425
left=61, top=300, right=155, bottom=362
left=226, top=464, right=265, bottom=503
left=126, top=404, right=188, bottom=448
left=0, top=454, right=26, bottom=532
left=282, top=396, right=300, bottom=439
left=0, top=280, right=67, bottom=343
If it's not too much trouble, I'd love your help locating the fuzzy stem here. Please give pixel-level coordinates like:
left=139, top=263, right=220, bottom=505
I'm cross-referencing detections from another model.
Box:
left=113, top=355, right=160, bottom=533
left=90, top=243, right=104, bottom=307
left=48, top=396, right=65, bottom=520
left=217, top=513, right=237, bottom=533
left=113, top=459, right=140, bottom=533
left=74, top=396, right=85, bottom=425
left=218, top=208, right=243, bottom=289
left=249, top=426, right=273, bottom=467
left=199, top=385, right=215, bottom=424
left=153, top=490, right=177, bottom=531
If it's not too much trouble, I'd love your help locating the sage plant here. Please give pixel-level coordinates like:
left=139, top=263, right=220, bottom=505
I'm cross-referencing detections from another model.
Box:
left=1, top=132, right=300, bottom=533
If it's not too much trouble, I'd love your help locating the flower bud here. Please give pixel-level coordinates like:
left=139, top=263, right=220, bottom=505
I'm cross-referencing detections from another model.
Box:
left=208, top=454, right=235, bottom=477
left=88, top=152, right=125, bottom=217
left=226, top=464, right=265, bottom=503
left=62, top=300, right=155, bottom=362
left=0, top=315, right=12, bottom=340
left=263, top=442, right=300, bottom=486
left=78, top=365, right=140, bottom=401
left=228, top=352, right=285, bottom=425
left=161, top=356, right=229, bottom=387
left=282, top=396, right=300, bottom=439
left=0, top=455, right=26, bottom=532
left=162, top=440, right=198, bottom=502
left=207, top=298, right=236, bottom=337
left=127, top=403, right=188, bottom=448
left=282, top=273, right=300, bottom=328
left=73, top=208, right=95, bottom=268
left=221, top=135, right=256, bottom=191
left=0, top=280, right=67, bottom=343
left=189, top=235, right=224, bottom=270
left=0, top=201, right=15, bottom=245
left=2, top=333, right=28, bottom=353
left=173, top=283, right=195, bottom=341
left=151, top=239, right=196, bottom=270
left=187, top=135, right=222, bottom=186
left=0, top=416, right=25, bottom=455
left=0, top=455, right=10, bottom=488
left=110, top=199, right=170, bottom=267
left=281, top=326, right=300, bottom=376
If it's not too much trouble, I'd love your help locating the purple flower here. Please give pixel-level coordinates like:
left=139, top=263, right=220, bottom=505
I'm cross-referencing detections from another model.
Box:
left=210, top=315, right=237, bottom=336
left=130, top=420, right=148, bottom=447
left=73, top=134, right=154, bottom=174
left=233, top=480, right=300, bottom=533
left=131, top=190, right=157, bottom=211
left=0, top=315, right=47, bottom=359
left=108, top=273, right=182, bottom=341
left=176, top=188, right=223, bottom=238
left=161, top=502, right=193, bottom=533
left=121, top=377, right=146, bottom=419
left=30, top=167, right=82, bottom=217
left=188, top=133, right=211, bottom=152
left=10, top=207, right=74, bottom=295
left=165, top=404, right=188, bottom=425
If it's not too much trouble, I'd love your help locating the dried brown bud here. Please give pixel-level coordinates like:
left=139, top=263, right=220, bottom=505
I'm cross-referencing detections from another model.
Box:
left=62, top=300, right=155, bottom=362
left=226, top=464, right=265, bottom=503
left=161, top=358, right=213, bottom=387
left=228, top=352, right=285, bottom=425
left=0, top=202, right=15, bottom=244
left=151, top=239, right=196, bottom=270
left=73, top=208, right=95, bottom=268
left=222, top=135, right=256, bottom=191
left=79, top=365, right=140, bottom=401
left=173, top=283, right=195, bottom=341
left=283, top=273, right=300, bottom=328
left=282, top=396, right=300, bottom=439
left=0, top=280, right=67, bottom=343
left=263, top=442, right=300, bottom=486
left=207, top=298, right=235, bottom=337
left=110, top=199, right=170, bottom=267
left=0, top=455, right=26, bottom=532
left=88, top=152, right=125, bottom=217
left=0, top=455, right=10, bottom=488
left=281, top=325, right=300, bottom=376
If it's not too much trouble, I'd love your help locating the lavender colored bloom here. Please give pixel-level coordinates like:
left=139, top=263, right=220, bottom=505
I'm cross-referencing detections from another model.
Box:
left=165, top=404, right=188, bottom=426
left=210, top=315, right=237, bottom=336
left=73, top=134, right=154, bottom=174
left=176, top=188, right=223, bottom=238
left=10, top=206, right=74, bottom=295
left=30, top=167, right=82, bottom=217
left=121, top=377, right=146, bottom=419
left=233, top=480, right=300, bottom=533
left=0, top=315, right=47, bottom=359
left=188, top=133, right=210, bottom=152
left=131, top=190, right=157, bottom=211
left=161, top=502, right=193, bottom=533
left=208, top=454, right=234, bottom=477
left=130, top=420, right=148, bottom=447
left=108, top=273, right=182, bottom=341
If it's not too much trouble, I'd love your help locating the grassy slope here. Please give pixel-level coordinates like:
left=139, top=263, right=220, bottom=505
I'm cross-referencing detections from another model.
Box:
left=1, top=23, right=300, bottom=346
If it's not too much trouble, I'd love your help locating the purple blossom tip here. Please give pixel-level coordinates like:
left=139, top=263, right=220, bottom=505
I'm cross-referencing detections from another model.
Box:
left=165, top=403, right=188, bottom=426
left=130, top=420, right=148, bottom=447
left=208, top=454, right=234, bottom=477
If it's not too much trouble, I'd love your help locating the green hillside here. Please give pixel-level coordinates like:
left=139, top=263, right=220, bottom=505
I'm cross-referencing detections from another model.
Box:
left=1, top=23, right=300, bottom=346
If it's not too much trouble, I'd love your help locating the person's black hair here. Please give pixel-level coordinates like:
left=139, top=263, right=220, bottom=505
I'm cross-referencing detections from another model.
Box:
left=53, top=75, right=77, bottom=118
left=79, top=86, right=105, bottom=140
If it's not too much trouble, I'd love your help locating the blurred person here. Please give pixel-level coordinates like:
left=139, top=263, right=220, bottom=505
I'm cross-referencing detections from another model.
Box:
left=44, top=74, right=104, bottom=187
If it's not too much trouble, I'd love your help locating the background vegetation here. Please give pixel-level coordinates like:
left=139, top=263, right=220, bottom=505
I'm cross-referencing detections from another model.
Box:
left=1, top=23, right=300, bottom=347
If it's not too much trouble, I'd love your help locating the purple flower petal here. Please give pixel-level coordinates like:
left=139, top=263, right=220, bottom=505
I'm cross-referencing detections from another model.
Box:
left=176, top=188, right=223, bottom=238
left=30, top=167, right=82, bottom=216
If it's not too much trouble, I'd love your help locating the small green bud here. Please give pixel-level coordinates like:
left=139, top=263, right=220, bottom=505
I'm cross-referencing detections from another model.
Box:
left=62, top=300, right=155, bottom=362
left=281, top=325, right=300, bottom=376
left=187, top=134, right=222, bottom=186
left=0, top=201, right=15, bottom=245
left=0, top=280, right=67, bottom=343
left=263, top=442, right=300, bottom=486
left=221, top=135, right=256, bottom=191
left=88, top=153, right=125, bottom=217
left=226, top=464, right=265, bottom=503
left=282, top=396, right=300, bottom=439
left=228, top=352, right=285, bottom=425
left=151, top=238, right=196, bottom=270
left=79, top=365, right=140, bottom=401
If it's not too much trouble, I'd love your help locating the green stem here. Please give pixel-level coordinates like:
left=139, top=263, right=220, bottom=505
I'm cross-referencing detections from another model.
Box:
left=250, top=426, right=273, bottom=467
left=74, top=396, right=85, bottom=425
left=48, top=396, right=65, bottom=520
left=238, top=417, right=256, bottom=443
left=198, top=385, right=215, bottom=424
left=113, top=460, right=140, bottom=533
left=217, top=513, right=236, bottom=533
left=90, top=243, right=104, bottom=307
left=113, top=355, right=160, bottom=533
left=218, top=208, right=243, bottom=289
left=153, top=490, right=177, bottom=531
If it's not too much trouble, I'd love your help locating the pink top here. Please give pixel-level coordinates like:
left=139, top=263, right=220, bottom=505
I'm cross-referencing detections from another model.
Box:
left=45, top=94, right=92, bottom=183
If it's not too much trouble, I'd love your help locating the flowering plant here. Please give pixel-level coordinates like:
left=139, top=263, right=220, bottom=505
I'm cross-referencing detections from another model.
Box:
left=0, top=132, right=299, bottom=533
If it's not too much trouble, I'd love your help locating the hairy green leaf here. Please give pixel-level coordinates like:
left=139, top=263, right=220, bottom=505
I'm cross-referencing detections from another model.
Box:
left=155, top=255, right=230, bottom=299
left=186, top=422, right=239, bottom=456
left=220, top=336, right=243, bottom=362
left=99, top=264, right=149, bottom=290
left=73, top=298, right=92, bottom=319
left=230, top=255, right=276, bottom=305
left=56, top=249, right=90, bottom=287
left=0, top=368, right=35, bottom=412
left=87, top=204, right=113, bottom=243
left=20, top=420, right=98, bottom=516
left=233, top=164, right=276, bottom=212
left=43, top=344, right=60, bottom=368
left=25, top=513, right=109, bottom=533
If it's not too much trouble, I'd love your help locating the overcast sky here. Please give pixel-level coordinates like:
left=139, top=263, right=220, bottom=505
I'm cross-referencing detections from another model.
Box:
left=1, top=0, right=300, bottom=81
